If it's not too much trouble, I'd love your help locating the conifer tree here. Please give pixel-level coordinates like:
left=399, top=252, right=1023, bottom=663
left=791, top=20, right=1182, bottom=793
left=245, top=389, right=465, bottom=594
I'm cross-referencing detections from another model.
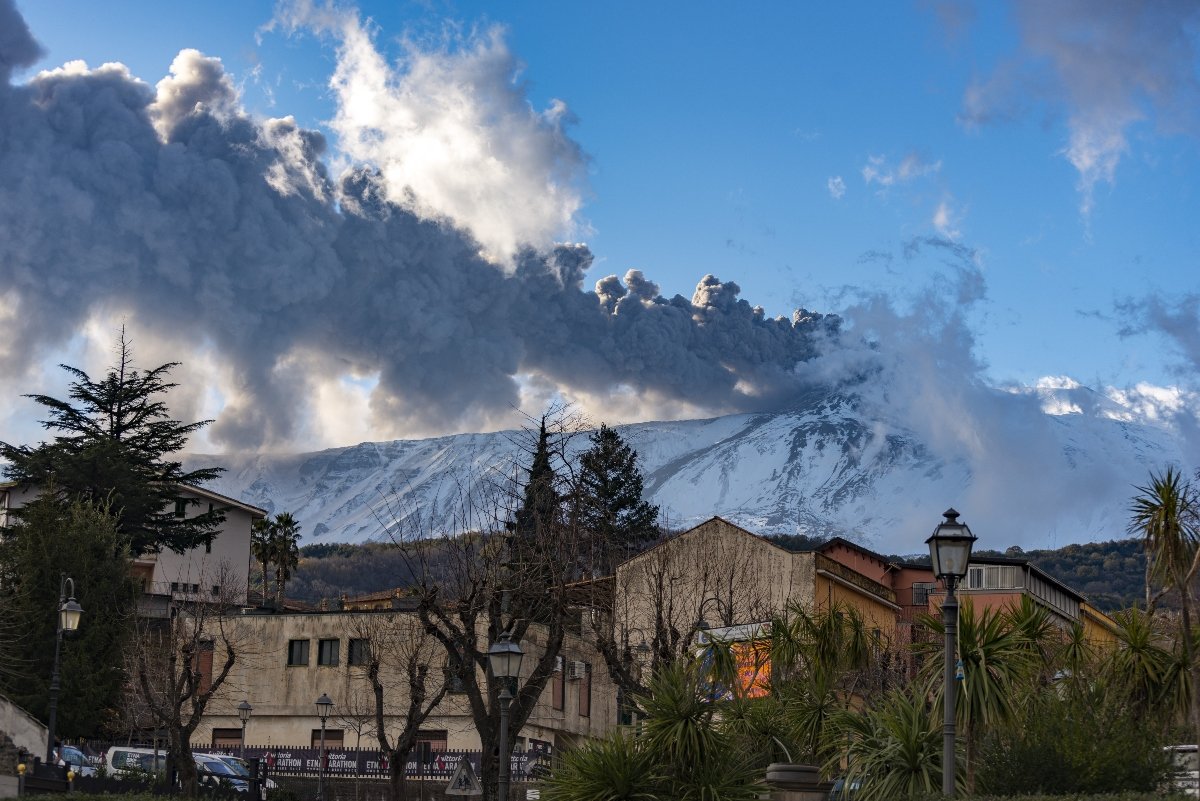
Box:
left=0, top=495, right=139, bottom=737
left=578, top=424, right=659, bottom=573
left=0, top=333, right=223, bottom=555
left=512, top=418, right=561, bottom=543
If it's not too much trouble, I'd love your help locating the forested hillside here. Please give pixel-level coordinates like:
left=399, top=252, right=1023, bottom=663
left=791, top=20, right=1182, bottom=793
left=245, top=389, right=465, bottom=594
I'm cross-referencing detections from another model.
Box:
left=285, top=535, right=1147, bottom=612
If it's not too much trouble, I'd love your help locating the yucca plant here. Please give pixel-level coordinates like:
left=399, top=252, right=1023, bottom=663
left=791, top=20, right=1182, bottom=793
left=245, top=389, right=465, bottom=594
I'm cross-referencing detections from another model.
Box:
left=838, top=687, right=952, bottom=801
left=543, top=661, right=761, bottom=801
left=540, top=731, right=659, bottom=801
left=917, top=599, right=1038, bottom=792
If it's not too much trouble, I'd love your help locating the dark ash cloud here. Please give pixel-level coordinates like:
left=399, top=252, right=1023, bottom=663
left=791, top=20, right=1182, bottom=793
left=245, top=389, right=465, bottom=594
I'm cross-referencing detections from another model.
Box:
left=0, top=0, right=839, bottom=448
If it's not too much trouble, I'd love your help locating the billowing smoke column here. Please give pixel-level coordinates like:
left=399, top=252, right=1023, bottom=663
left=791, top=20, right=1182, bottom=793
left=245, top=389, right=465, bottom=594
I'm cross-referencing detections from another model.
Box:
left=0, top=0, right=837, bottom=448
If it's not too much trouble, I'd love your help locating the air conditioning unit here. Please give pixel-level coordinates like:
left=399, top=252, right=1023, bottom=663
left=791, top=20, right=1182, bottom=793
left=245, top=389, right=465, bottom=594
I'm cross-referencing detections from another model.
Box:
left=567, top=660, right=588, bottom=681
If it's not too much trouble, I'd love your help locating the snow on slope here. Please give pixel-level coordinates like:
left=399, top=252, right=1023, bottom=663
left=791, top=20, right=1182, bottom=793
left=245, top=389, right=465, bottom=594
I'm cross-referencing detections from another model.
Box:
left=191, top=386, right=1189, bottom=553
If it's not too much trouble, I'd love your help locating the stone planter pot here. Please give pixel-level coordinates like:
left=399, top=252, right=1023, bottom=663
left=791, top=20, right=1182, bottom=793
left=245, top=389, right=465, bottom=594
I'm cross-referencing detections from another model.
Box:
left=765, top=763, right=821, bottom=789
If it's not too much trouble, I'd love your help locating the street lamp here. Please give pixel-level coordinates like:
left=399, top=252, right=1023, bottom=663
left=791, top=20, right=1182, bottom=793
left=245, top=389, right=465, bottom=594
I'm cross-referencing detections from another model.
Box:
left=46, top=575, right=83, bottom=767
left=925, top=508, right=976, bottom=798
left=487, top=632, right=524, bottom=801
left=237, top=701, right=253, bottom=759
left=315, top=693, right=333, bottom=801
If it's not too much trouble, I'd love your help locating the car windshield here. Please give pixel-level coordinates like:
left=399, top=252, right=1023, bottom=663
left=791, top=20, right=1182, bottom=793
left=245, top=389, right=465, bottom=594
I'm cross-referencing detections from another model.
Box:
left=61, top=747, right=85, bottom=764
left=200, top=758, right=237, bottom=777
left=221, top=758, right=251, bottom=777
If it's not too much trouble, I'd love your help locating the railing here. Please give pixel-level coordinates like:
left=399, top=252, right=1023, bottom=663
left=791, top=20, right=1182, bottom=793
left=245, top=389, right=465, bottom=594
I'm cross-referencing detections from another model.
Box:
left=76, top=744, right=550, bottom=782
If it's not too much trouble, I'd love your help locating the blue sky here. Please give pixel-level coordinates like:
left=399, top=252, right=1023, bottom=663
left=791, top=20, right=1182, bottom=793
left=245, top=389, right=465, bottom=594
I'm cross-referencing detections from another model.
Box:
left=4, top=0, right=1199, bottom=451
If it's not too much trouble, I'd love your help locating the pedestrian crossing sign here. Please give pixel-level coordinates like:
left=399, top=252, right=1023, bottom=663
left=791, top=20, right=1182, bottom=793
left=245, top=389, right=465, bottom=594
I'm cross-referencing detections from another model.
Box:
left=445, top=759, right=483, bottom=796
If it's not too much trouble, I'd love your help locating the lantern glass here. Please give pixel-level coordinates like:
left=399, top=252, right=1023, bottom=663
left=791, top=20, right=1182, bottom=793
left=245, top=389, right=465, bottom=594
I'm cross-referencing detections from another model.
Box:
left=487, top=634, right=524, bottom=680
left=238, top=700, right=253, bottom=724
left=925, top=508, right=976, bottom=581
left=315, top=693, right=334, bottom=722
left=59, top=597, right=83, bottom=632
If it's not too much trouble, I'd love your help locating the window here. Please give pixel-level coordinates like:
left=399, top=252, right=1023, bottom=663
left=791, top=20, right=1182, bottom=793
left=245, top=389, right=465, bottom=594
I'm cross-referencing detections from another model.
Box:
left=967, top=565, right=1021, bottom=590
left=415, top=730, right=448, bottom=765
left=205, top=536, right=212, bottom=554
left=211, top=729, right=243, bottom=748
left=171, top=582, right=180, bottom=593
left=190, top=583, right=200, bottom=594
left=287, top=639, right=310, bottom=666
left=311, top=729, right=344, bottom=748
left=551, top=656, right=564, bottom=711
left=174, top=499, right=188, bottom=518
left=318, top=639, right=340, bottom=666
left=211, top=585, right=220, bottom=597
left=912, top=582, right=936, bottom=606
left=578, top=662, right=591, bottom=718
left=348, top=638, right=371, bottom=666
left=444, top=661, right=468, bottom=693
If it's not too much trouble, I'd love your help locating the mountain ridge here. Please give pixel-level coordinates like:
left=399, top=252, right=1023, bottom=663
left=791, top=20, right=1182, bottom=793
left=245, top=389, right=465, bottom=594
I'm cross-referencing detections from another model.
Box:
left=188, top=385, right=1189, bottom=553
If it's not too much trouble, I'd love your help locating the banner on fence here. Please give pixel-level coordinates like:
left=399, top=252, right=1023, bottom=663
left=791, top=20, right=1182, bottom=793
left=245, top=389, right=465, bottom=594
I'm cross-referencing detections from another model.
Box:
left=223, top=747, right=547, bottom=780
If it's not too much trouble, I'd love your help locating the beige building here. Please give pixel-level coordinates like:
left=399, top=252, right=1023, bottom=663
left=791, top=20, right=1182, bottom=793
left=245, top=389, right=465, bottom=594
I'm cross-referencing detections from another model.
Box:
left=196, top=607, right=617, bottom=755
left=0, top=481, right=264, bottom=607
left=608, top=517, right=899, bottom=654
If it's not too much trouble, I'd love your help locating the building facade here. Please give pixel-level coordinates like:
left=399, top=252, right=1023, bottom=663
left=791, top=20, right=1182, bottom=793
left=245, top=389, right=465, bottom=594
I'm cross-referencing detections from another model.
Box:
left=0, top=481, right=264, bottom=607
left=195, top=608, right=617, bottom=755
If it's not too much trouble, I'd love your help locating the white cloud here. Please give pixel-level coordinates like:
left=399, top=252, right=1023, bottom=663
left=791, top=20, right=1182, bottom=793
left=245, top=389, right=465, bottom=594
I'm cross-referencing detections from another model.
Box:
left=272, top=2, right=588, bottom=264
left=959, top=1, right=1200, bottom=218
left=827, top=175, right=846, bottom=199
left=861, top=152, right=941, bottom=190
left=932, top=196, right=963, bottom=240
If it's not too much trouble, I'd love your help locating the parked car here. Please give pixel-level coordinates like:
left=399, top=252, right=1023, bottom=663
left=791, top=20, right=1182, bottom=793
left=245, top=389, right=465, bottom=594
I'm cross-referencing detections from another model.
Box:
left=194, top=752, right=250, bottom=794
left=206, top=754, right=277, bottom=797
left=828, top=777, right=861, bottom=801
left=56, top=745, right=97, bottom=777
left=104, top=746, right=168, bottom=780
left=1165, top=744, right=1199, bottom=798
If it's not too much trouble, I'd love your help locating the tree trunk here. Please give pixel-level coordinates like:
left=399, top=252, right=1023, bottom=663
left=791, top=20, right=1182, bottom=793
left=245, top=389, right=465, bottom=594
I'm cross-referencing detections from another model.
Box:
left=173, top=743, right=198, bottom=798
left=388, top=753, right=406, bottom=801
left=964, top=722, right=975, bottom=795
left=1181, top=593, right=1200, bottom=761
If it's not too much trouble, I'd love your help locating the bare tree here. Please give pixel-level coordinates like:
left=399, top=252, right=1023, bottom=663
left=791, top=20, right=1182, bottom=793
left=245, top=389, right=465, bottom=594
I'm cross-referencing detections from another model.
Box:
left=131, top=566, right=249, bottom=797
left=585, top=516, right=779, bottom=709
left=387, top=409, right=590, bottom=801
left=339, top=612, right=448, bottom=801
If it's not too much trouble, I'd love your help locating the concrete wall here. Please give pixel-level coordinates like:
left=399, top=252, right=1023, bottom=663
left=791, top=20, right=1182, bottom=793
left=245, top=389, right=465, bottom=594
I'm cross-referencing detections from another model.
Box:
left=613, top=518, right=802, bottom=656
left=147, top=494, right=257, bottom=605
left=0, top=694, right=48, bottom=758
left=193, top=609, right=616, bottom=753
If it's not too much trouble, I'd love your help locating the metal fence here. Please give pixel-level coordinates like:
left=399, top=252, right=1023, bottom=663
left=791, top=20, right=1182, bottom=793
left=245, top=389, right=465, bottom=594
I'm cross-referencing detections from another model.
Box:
left=76, top=744, right=549, bottom=782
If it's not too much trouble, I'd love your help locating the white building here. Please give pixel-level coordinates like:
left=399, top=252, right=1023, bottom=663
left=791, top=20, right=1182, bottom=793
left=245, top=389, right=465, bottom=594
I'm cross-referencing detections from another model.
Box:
left=0, top=481, right=264, bottom=607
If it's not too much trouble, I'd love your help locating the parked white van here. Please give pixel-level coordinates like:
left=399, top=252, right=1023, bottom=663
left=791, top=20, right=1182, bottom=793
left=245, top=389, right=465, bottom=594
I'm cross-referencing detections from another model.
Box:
left=1166, top=744, right=1199, bottom=798
left=104, top=746, right=168, bottom=779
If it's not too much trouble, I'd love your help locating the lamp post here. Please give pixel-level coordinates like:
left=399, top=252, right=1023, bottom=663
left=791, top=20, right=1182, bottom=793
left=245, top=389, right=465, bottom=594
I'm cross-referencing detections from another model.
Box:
left=315, top=693, right=333, bottom=801
left=46, top=575, right=83, bottom=767
left=487, top=632, right=524, bottom=801
left=237, top=701, right=253, bottom=759
left=925, top=508, right=976, bottom=799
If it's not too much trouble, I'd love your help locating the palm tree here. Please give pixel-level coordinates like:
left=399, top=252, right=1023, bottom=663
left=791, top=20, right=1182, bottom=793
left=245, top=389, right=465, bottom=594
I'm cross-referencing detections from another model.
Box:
left=250, top=517, right=272, bottom=599
left=1130, top=467, right=1200, bottom=746
left=1106, top=607, right=1173, bottom=714
left=767, top=602, right=881, bottom=766
left=839, top=687, right=950, bottom=801
left=270, top=512, right=301, bottom=605
left=917, top=600, right=1037, bottom=793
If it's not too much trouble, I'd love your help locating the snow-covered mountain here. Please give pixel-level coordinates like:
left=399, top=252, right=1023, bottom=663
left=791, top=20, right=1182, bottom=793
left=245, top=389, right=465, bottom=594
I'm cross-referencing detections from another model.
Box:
left=190, top=385, right=1190, bottom=553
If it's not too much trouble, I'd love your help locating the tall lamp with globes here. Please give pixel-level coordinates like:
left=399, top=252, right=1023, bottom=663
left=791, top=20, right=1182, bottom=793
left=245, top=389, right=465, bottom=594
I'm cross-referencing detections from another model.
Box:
left=925, top=508, right=976, bottom=799
left=487, top=632, right=524, bottom=801
left=315, top=693, right=333, bottom=801
left=46, top=575, right=83, bottom=768
left=237, top=701, right=253, bottom=759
